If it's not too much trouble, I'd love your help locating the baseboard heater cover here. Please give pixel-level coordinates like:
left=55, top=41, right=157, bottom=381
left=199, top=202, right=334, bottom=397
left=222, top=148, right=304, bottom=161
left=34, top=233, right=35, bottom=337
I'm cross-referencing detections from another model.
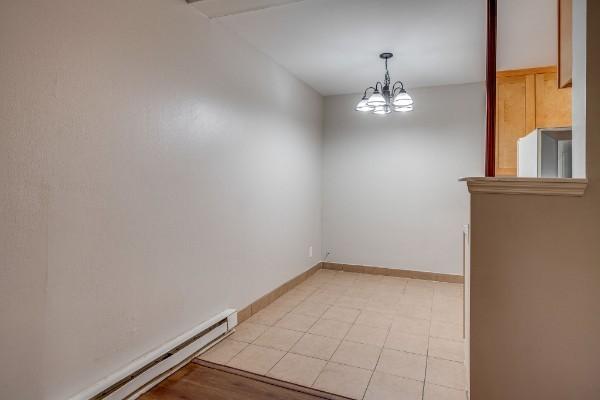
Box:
left=69, top=309, right=237, bottom=400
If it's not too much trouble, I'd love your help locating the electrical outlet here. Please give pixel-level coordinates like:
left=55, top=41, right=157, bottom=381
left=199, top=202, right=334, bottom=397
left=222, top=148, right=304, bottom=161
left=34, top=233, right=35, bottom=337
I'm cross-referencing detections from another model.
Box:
left=308, top=246, right=313, bottom=258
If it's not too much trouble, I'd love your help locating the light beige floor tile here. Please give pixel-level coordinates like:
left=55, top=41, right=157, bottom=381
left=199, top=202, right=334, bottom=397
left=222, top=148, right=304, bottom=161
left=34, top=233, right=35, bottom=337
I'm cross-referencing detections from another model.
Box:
left=370, top=292, right=403, bottom=306
left=424, top=383, right=468, bottom=400
left=428, top=337, right=465, bottom=362
left=363, top=300, right=398, bottom=315
left=275, top=313, right=318, bottom=332
left=405, top=287, right=434, bottom=301
left=379, top=276, right=408, bottom=290
left=345, top=324, right=389, bottom=347
left=267, top=353, right=326, bottom=387
left=433, top=295, right=463, bottom=309
left=309, top=318, right=352, bottom=339
left=248, top=306, right=289, bottom=326
left=331, top=340, right=381, bottom=370
left=430, top=320, right=463, bottom=341
left=229, top=322, right=268, bottom=343
left=321, top=306, right=361, bottom=323
left=346, top=287, right=376, bottom=300
left=406, top=278, right=436, bottom=288
left=376, top=349, right=426, bottom=381
left=313, top=362, right=372, bottom=400
left=396, top=303, right=432, bottom=320
left=280, top=291, right=310, bottom=303
left=355, top=310, right=394, bottom=329
left=288, top=285, right=318, bottom=297
left=227, top=344, right=285, bottom=375
left=307, top=291, right=339, bottom=305
left=392, top=316, right=430, bottom=336
left=434, top=283, right=464, bottom=299
left=252, top=326, right=303, bottom=351
left=290, top=333, right=341, bottom=360
left=292, top=301, right=330, bottom=318
left=401, top=292, right=434, bottom=307
left=432, top=301, right=463, bottom=324
left=319, top=285, right=349, bottom=296
left=384, top=331, right=428, bottom=355
left=364, top=371, right=423, bottom=400
left=198, top=339, right=247, bottom=364
left=426, top=358, right=467, bottom=390
left=335, top=295, right=368, bottom=309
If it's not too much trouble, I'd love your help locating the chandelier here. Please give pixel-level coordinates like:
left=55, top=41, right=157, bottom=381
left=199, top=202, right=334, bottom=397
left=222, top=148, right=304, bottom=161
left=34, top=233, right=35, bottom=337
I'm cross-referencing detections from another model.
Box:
left=355, top=52, right=413, bottom=115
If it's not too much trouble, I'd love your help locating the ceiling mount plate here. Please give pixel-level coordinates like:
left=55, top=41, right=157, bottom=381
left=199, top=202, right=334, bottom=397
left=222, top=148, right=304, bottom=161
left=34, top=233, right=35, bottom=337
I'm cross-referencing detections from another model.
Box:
left=379, top=52, right=394, bottom=60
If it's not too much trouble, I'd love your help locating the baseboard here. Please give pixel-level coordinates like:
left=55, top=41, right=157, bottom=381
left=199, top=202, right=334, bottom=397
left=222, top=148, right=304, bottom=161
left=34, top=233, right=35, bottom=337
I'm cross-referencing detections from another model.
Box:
left=237, top=262, right=323, bottom=323
left=322, top=262, right=464, bottom=284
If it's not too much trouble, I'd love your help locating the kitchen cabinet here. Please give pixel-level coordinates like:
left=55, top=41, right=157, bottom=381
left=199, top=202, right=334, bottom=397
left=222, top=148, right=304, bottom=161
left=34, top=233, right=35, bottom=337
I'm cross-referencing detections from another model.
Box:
left=495, top=66, right=572, bottom=176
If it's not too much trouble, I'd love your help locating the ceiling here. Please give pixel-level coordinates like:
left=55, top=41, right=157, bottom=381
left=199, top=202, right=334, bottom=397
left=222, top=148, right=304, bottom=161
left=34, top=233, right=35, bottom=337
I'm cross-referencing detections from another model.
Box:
left=192, top=0, right=487, bottom=96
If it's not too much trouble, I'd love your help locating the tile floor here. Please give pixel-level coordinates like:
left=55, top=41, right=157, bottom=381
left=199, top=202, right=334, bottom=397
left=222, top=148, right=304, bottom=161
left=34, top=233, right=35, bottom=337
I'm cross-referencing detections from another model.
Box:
left=199, top=269, right=467, bottom=400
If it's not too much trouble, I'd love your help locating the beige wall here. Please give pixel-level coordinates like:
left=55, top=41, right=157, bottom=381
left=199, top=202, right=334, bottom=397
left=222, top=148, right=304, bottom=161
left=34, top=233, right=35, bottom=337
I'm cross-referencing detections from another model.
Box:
left=0, top=1, right=322, bottom=399
left=469, top=2, right=600, bottom=399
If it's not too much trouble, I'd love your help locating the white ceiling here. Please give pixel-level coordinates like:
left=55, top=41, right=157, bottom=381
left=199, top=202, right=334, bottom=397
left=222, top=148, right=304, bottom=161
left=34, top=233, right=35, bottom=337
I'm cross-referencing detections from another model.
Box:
left=195, top=0, right=487, bottom=96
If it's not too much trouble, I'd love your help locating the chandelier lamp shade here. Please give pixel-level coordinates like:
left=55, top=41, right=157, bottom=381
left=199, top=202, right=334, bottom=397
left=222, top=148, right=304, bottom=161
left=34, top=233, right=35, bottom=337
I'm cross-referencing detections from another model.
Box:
left=355, top=53, right=413, bottom=115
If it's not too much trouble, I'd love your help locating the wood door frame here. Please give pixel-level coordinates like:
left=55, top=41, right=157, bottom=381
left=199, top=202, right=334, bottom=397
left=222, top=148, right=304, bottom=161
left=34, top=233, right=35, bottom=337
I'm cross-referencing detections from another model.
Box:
left=485, top=0, right=497, bottom=177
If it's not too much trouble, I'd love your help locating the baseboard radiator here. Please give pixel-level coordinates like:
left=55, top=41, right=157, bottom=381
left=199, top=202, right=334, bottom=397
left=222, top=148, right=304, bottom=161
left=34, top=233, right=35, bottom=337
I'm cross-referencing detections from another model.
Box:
left=69, top=309, right=237, bottom=400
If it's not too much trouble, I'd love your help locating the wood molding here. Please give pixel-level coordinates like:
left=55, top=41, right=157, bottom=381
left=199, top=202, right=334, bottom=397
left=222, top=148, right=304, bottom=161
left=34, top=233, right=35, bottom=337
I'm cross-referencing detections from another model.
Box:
left=496, top=66, right=557, bottom=78
left=237, top=262, right=322, bottom=323
left=322, top=262, right=464, bottom=284
left=485, top=0, right=497, bottom=177
left=558, top=0, right=573, bottom=88
left=461, top=177, right=588, bottom=196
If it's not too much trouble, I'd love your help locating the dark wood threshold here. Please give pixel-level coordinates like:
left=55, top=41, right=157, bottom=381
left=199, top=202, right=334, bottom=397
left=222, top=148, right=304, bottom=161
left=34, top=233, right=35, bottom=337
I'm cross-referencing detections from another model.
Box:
left=192, top=360, right=353, bottom=400
left=139, top=359, right=352, bottom=400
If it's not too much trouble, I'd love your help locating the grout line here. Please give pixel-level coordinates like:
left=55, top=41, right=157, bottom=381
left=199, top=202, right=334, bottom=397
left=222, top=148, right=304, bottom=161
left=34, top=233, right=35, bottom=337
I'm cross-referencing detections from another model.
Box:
left=361, top=318, right=392, bottom=400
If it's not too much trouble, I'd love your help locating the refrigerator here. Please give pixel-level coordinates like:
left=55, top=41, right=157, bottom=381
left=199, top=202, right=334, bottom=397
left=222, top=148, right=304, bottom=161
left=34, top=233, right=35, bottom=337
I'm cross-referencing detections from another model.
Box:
left=517, top=128, right=572, bottom=178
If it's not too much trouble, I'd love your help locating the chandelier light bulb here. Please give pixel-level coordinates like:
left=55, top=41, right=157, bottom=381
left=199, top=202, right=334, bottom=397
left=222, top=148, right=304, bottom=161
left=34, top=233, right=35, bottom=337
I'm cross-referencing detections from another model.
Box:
left=366, top=91, right=386, bottom=107
left=372, top=104, right=391, bottom=115
left=394, top=105, right=414, bottom=112
left=393, top=89, right=413, bottom=107
left=355, top=97, right=374, bottom=112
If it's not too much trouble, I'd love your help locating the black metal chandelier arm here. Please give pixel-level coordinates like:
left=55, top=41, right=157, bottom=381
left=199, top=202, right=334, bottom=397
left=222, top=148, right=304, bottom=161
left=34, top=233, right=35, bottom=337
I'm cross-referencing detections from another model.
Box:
left=362, top=86, right=377, bottom=98
left=392, top=81, right=405, bottom=95
left=374, top=81, right=384, bottom=92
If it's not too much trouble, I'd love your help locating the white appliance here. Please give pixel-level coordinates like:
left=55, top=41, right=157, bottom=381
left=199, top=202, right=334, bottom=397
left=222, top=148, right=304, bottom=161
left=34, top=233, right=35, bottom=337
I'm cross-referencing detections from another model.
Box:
left=517, top=128, right=572, bottom=178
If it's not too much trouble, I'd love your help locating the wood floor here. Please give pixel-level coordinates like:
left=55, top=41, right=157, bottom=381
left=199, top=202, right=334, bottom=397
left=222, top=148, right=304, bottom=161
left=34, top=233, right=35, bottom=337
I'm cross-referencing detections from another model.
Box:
left=140, top=360, right=351, bottom=400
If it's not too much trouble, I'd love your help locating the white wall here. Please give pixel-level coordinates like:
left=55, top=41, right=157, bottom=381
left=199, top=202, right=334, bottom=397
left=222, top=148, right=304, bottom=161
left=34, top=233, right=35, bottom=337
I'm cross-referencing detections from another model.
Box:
left=0, top=1, right=322, bottom=399
left=322, top=83, right=485, bottom=275
left=572, top=0, right=587, bottom=178
left=498, top=0, right=557, bottom=70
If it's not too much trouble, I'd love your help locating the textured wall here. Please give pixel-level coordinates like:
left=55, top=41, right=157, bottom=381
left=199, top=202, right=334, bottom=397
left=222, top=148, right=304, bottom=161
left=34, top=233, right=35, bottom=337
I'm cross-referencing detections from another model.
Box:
left=322, top=83, right=485, bottom=275
left=0, top=1, right=322, bottom=399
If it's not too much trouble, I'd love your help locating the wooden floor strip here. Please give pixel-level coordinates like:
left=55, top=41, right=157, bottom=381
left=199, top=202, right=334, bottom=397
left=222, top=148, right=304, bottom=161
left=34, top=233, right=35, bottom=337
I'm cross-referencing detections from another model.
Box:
left=139, top=360, right=353, bottom=400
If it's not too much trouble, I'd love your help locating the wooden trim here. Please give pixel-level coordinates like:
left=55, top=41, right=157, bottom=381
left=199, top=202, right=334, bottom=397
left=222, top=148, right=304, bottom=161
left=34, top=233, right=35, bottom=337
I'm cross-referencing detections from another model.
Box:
left=558, top=0, right=573, bottom=88
left=322, top=262, right=464, bottom=284
left=238, top=262, right=323, bottom=323
left=485, top=0, right=497, bottom=177
left=193, top=360, right=353, bottom=400
left=496, top=66, right=557, bottom=78
left=461, top=177, right=588, bottom=196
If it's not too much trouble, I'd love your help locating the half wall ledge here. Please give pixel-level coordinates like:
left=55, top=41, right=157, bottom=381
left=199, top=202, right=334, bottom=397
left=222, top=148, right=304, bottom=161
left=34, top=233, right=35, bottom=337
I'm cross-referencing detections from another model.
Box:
left=460, top=177, right=588, bottom=197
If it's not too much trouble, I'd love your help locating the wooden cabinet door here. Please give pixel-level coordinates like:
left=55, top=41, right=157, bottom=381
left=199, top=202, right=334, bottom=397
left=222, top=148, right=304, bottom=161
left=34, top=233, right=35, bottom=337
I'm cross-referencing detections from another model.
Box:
left=535, top=72, right=572, bottom=128
left=495, top=74, right=536, bottom=176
